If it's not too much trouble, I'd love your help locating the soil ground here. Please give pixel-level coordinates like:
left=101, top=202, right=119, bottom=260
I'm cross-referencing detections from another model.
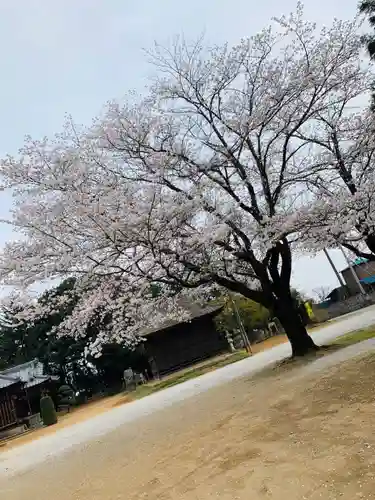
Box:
left=2, top=350, right=375, bottom=499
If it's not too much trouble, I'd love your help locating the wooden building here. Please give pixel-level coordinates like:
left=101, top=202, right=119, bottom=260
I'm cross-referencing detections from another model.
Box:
left=0, top=360, right=58, bottom=431
left=142, top=304, right=227, bottom=377
left=0, top=380, right=22, bottom=430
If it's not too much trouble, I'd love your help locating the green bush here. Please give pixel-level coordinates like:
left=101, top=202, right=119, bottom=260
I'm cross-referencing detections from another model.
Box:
left=57, top=384, right=76, bottom=408
left=40, top=395, right=58, bottom=426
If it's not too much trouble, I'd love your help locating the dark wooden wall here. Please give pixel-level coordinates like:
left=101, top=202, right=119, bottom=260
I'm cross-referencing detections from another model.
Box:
left=0, top=386, right=19, bottom=430
left=145, top=315, right=227, bottom=376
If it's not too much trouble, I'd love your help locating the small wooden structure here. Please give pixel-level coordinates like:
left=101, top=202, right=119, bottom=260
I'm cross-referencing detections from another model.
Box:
left=142, top=304, right=227, bottom=377
left=0, top=360, right=58, bottom=431
left=0, top=380, right=21, bottom=430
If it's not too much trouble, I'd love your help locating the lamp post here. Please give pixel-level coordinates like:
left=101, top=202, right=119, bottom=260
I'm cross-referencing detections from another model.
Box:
left=323, top=248, right=345, bottom=287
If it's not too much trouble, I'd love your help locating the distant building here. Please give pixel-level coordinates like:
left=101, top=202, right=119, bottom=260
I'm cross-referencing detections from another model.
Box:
left=340, top=258, right=375, bottom=295
left=141, top=304, right=227, bottom=377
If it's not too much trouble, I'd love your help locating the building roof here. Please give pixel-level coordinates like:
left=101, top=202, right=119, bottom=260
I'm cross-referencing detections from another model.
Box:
left=340, top=258, right=375, bottom=284
left=340, top=257, right=368, bottom=274
left=0, top=359, right=58, bottom=389
left=360, top=275, right=375, bottom=284
left=0, top=374, right=22, bottom=390
left=142, top=303, right=223, bottom=337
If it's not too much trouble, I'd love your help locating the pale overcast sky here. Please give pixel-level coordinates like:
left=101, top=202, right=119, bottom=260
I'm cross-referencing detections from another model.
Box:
left=0, top=0, right=363, bottom=297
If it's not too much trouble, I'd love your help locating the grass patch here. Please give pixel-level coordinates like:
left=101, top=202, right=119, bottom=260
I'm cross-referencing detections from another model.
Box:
left=253, top=325, right=375, bottom=381
left=332, top=326, right=375, bottom=347
left=122, top=350, right=250, bottom=402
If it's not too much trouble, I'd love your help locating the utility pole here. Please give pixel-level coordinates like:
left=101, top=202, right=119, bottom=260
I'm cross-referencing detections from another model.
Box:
left=323, top=248, right=345, bottom=287
left=229, top=294, right=252, bottom=354
left=339, top=245, right=367, bottom=296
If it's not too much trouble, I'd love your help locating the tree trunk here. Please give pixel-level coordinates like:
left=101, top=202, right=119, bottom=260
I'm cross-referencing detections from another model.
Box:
left=365, top=233, right=375, bottom=256
left=275, top=300, right=318, bottom=357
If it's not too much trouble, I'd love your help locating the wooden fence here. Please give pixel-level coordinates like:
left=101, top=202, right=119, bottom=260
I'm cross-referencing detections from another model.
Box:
left=0, top=394, right=17, bottom=430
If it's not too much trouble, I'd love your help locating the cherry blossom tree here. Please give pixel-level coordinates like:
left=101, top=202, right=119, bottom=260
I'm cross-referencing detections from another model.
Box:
left=277, top=5, right=375, bottom=258
left=281, top=109, right=375, bottom=259
left=0, top=5, right=370, bottom=356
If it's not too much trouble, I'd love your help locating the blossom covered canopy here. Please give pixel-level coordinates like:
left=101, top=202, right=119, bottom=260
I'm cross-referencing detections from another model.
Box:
left=0, top=4, right=372, bottom=353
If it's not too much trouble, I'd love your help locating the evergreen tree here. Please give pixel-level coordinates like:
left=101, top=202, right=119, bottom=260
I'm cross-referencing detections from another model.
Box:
left=359, top=1, right=375, bottom=109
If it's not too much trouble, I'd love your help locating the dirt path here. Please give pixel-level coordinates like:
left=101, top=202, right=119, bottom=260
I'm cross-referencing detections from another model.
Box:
left=2, top=343, right=375, bottom=499
left=2, top=304, right=375, bottom=459
left=0, top=393, right=131, bottom=452
left=0, top=336, right=310, bottom=454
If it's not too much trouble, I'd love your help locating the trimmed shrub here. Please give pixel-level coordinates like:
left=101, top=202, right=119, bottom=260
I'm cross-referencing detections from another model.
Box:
left=40, top=395, right=58, bottom=426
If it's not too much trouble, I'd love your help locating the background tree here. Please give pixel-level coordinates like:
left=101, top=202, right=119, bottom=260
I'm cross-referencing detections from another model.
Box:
left=360, top=1, right=375, bottom=58
left=0, top=279, right=146, bottom=393
left=214, top=295, right=270, bottom=341
left=360, top=0, right=375, bottom=111
left=0, top=280, right=90, bottom=377
left=312, top=286, right=332, bottom=303
left=0, top=303, right=37, bottom=368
